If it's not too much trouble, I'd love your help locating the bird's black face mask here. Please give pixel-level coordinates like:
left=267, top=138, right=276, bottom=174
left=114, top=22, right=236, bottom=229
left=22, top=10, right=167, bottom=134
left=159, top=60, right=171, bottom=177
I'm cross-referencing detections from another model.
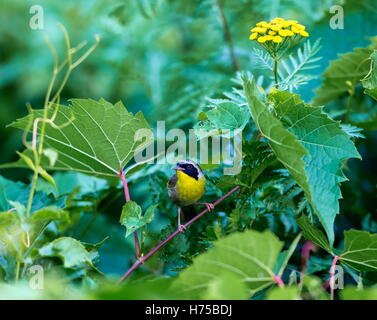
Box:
left=177, top=163, right=199, bottom=180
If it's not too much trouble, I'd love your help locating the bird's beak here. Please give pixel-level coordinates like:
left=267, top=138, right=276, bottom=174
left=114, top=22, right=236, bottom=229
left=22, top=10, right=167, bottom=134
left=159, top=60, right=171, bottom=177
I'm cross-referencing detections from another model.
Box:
left=172, top=164, right=182, bottom=171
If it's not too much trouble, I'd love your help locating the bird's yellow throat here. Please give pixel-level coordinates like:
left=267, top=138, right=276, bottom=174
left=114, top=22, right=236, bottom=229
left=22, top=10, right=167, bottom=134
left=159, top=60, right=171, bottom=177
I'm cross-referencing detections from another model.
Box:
left=176, top=170, right=206, bottom=204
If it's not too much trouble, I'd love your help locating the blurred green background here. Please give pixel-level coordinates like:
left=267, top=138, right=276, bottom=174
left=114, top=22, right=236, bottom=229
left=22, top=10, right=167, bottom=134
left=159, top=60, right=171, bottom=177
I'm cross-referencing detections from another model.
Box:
left=1, top=0, right=376, bottom=170
left=1, top=0, right=377, bottom=280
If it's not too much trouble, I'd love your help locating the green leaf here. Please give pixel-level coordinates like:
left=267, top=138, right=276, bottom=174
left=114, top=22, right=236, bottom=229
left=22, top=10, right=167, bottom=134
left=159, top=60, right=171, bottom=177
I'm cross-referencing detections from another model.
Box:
left=272, top=91, right=360, bottom=244
left=194, top=101, right=250, bottom=138
left=53, top=171, right=109, bottom=198
left=82, top=236, right=109, bottom=251
left=301, top=275, right=329, bottom=300
left=82, top=237, right=109, bottom=269
left=0, top=211, right=20, bottom=234
left=200, top=271, right=249, bottom=300
left=7, top=201, right=25, bottom=217
left=339, top=230, right=377, bottom=272
left=0, top=254, right=15, bottom=281
left=173, top=230, right=284, bottom=298
left=364, top=88, right=377, bottom=101
left=0, top=176, right=58, bottom=212
left=29, top=206, right=70, bottom=224
left=37, top=167, right=57, bottom=190
left=0, top=211, right=22, bottom=259
left=38, top=237, right=93, bottom=268
left=243, top=77, right=308, bottom=194
left=16, top=151, right=35, bottom=170
left=313, top=39, right=377, bottom=105
left=93, top=277, right=183, bottom=300
left=243, top=76, right=360, bottom=245
left=320, top=48, right=377, bottom=130
left=278, top=39, right=322, bottom=92
left=120, top=202, right=156, bottom=237
left=144, top=204, right=157, bottom=223
left=266, top=286, right=300, bottom=300
left=275, top=233, right=302, bottom=277
left=296, top=215, right=332, bottom=253
left=8, top=99, right=152, bottom=178
left=362, top=50, right=377, bottom=89
left=13, top=152, right=57, bottom=189
left=341, top=286, right=377, bottom=300
left=362, top=50, right=377, bottom=104
left=299, top=222, right=377, bottom=272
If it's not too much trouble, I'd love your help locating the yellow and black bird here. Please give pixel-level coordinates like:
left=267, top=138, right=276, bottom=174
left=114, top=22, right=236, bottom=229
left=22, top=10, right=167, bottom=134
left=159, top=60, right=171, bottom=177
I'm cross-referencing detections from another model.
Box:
left=167, top=160, right=214, bottom=232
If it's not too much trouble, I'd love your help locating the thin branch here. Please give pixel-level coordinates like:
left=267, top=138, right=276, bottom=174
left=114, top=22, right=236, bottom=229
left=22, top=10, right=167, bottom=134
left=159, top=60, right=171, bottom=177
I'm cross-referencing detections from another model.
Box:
left=118, top=185, right=241, bottom=282
left=216, top=0, right=239, bottom=71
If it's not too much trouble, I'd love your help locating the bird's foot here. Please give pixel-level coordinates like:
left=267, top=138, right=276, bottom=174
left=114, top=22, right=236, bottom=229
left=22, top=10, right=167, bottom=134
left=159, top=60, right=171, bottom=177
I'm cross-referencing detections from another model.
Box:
left=195, top=202, right=215, bottom=212
left=178, top=224, right=187, bottom=233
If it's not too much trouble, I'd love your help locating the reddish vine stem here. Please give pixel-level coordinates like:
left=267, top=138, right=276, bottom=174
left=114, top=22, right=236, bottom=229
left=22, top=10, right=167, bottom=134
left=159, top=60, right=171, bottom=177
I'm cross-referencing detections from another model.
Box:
left=301, top=241, right=315, bottom=273
left=273, top=275, right=284, bottom=288
left=119, top=166, right=141, bottom=259
left=330, top=255, right=340, bottom=300
left=118, top=185, right=241, bottom=283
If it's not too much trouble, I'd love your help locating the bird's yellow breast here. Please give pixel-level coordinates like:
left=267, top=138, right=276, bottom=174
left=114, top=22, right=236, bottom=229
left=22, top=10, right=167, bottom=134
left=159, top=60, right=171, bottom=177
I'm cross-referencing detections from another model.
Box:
left=176, top=170, right=206, bottom=204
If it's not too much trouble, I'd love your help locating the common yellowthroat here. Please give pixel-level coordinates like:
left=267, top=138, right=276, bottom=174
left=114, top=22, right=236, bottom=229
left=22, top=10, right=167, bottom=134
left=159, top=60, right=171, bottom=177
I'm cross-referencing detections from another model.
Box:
left=167, top=160, right=214, bottom=232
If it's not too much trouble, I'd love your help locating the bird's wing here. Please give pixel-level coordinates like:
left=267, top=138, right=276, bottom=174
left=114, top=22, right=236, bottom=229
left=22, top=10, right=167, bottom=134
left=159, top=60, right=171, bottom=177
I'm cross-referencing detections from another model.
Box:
left=167, top=174, right=178, bottom=189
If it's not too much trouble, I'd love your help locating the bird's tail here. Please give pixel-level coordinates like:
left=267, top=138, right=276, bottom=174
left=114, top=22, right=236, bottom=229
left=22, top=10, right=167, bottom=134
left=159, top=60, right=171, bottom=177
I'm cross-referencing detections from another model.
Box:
left=181, top=205, right=198, bottom=222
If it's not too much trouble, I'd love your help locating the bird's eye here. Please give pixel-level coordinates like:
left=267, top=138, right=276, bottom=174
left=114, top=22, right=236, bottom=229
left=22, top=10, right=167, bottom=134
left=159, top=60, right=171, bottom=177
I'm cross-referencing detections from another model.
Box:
left=186, top=164, right=193, bottom=168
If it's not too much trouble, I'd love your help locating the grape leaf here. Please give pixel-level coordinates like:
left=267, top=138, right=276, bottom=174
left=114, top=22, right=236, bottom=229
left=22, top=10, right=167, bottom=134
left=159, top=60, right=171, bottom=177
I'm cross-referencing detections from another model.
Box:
left=16, top=150, right=57, bottom=189
left=200, top=271, right=249, bottom=300
left=53, top=171, right=110, bottom=197
left=296, top=215, right=332, bottom=253
left=7, top=99, right=153, bottom=178
left=243, top=76, right=360, bottom=245
left=194, top=101, right=250, bottom=137
left=341, top=286, right=377, bottom=300
left=266, top=286, right=300, bottom=300
left=92, top=277, right=183, bottom=300
left=0, top=211, right=20, bottom=235
left=173, top=230, right=284, bottom=298
left=7, top=201, right=25, bottom=217
left=0, top=211, right=22, bottom=259
left=339, top=230, right=377, bottom=272
left=120, top=202, right=156, bottom=237
left=0, top=176, right=61, bottom=213
left=362, top=49, right=377, bottom=106
left=344, top=50, right=377, bottom=129
left=298, top=218, right=377, bottom=272
left=313, top=38, right=377, bottom=106
left=362, top=50, right=377, bottom=90
left=38, top=237, right=94, bottom=268
left=29, top=206, right=70, bottom=223
left=243, top=78, right=309, bottom=189
left=271, top=90, right=360, bottom=245
left=275, top=233, right=302, bottom=277
left=364, top=88, right=377, bottom=101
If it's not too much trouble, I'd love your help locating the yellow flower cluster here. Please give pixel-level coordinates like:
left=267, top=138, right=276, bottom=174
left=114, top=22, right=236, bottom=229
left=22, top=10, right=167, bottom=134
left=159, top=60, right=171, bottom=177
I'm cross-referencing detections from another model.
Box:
left=249, top=17, right=309, bottom=44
